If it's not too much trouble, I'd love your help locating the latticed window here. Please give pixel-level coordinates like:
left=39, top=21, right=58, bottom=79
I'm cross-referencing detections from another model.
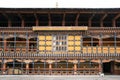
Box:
left=52, top=35, right=67, bottom=51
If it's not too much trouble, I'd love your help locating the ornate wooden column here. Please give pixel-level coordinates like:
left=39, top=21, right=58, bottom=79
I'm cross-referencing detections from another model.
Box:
left=26, top=63, right=29, bottom=69
left=49, top=63, right=52, bottom=75
left=99, top=59, right=103, bottom=73
left=2, top=59, right=6, bottom=74
left=2, top=62, right=6, bottom=74
left=3, top=63, right=6, bottom=70
left=26, top=62, right=29, bottom=74
left=48, top=60, right=54, bottom=75
left=49, top=63, right=52, bottom=70
left=24, top=60, right=32, bottom=74
left=73, top=60, right=78, bottom=75
left=74, top=64, right=77, bottom=72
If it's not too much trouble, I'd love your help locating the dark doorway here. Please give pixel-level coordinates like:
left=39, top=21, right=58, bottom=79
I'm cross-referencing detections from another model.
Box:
left=103, top=62, right=111, bottom=74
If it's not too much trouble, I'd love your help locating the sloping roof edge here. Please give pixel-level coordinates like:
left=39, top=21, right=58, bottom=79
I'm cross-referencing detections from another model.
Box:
left=0, top=7, right=120, bottom=11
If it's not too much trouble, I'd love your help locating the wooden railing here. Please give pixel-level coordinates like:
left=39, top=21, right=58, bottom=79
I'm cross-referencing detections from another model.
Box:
left=0, top=27, right=32, bottom=31
left=82, top=46, right=120, bottom=54
left=88, top=27, right=120, bottom=30
left=0, top=52, right=119, bottom=60
left=0, top=68, right=99, bottom=75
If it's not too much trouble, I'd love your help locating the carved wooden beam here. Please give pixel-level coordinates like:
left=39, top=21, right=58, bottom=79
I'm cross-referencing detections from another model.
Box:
left=112, top=14, right=120, bottom=27
left=33, top=26, right=88, bottom=31
left=62, top=13, right=65, bottom=26
left=100, top=14, right=107, bottom=27
left=88, top=14, right=95, bottom=27
left=75, top=13, right=80, bottom=26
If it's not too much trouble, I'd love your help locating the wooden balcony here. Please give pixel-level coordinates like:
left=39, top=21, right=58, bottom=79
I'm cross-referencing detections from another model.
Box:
left=0, top=46, right=119, bottom=53
left=0, top=27, right=120, bottom=33
left=0, top=51, right=119, bottom=60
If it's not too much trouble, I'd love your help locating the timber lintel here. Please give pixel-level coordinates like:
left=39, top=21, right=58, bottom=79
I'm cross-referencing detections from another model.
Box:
left=32, top=26, right=88, bottom=31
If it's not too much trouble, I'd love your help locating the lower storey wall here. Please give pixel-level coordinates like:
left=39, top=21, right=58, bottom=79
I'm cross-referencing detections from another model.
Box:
left=0, top=59, right=120, bottom=75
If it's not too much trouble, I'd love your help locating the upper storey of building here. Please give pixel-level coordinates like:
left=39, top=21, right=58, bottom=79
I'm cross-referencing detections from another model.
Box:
left=0, top=8, right=120, bottom=27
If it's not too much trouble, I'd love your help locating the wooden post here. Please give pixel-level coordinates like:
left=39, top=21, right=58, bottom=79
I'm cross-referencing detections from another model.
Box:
left=100, top=20, right=104, bottom=27
left=62, top=13, right=65, bottom=26
left=26, top=32, right=29, bottom=51
left=74, top=63, right=77, bottom=72
left=88, top=14, right=94, bottom=27
left=27, top=39, right=29, bottom=51
left=112, top=20, right=116, bottom=27
left=4, top=39, right=7, bottom=51
left=99, top=62, right=102, bottom=72
left=26, top=63, right=29, bottom=69
left=73, top=60, right=78, bottom=75
left=48, top=61, right=53, bottom=75
left=111, top=61, right=114, bottom=74
left=2, top=62, right=6, bottom=74
left=34, top=13, right=39, bottom=26
left=48, top=13, right=51, bottom=26
left=99, top=39, right=102, bottom=46
left=3, top=63, right=6, bottom=70
left=88, top=20, right=91, bottom=27
left=24, top=60, right=32, bottom=74
left=21, top=19, right=24, bottom=27
left=36, top=19, right=39, bottom=26
left=26, top=63, right=29, bottom=74
left=18, top=14, right=24, bottom=27
left=8, top=20, right=11, bottom=27
left=75, top=13, right=80, bottom=26
left=3, top=63, right=6, bottom=69
left=100, top=14, right=107, bottom=27
left=49, top=63, right=52, bottom=70
left=112, top=14, right=120, bottom=27
left=99, top=60, right=103, bottom=73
